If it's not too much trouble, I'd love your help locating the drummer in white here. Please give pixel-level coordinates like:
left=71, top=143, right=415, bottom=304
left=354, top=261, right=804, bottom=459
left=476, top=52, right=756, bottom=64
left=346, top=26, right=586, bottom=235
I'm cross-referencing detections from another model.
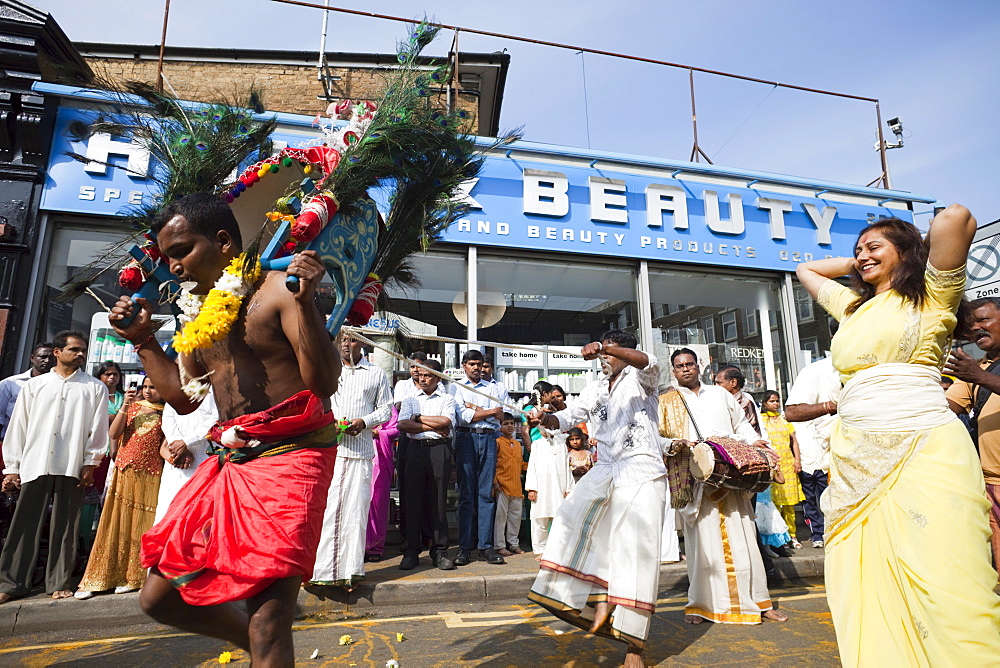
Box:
left=662, top=348, right=787, bottom=624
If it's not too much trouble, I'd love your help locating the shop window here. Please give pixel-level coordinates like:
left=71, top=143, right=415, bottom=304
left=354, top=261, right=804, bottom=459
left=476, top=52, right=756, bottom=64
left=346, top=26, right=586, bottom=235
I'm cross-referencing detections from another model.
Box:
left=648, top=266, right=787, bottom=399
left=791, top=277, right=839, bottom=369
left=382, top=251, right=468, bottom=371
left=702, top=316, right=717, bottom=344
left=794, top=284, right=815, bottom=322
left=721, top=311, right=738, bottom=342
left=477, top=254, right=635, bottom=396
left=800, top=336, right=821, bottom=362
left=666, top=328, right=684, bottom=345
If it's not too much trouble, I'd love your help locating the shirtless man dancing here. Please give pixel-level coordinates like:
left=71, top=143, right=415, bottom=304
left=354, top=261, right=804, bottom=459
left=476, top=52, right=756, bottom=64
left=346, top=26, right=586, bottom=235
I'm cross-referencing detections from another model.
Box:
left=109, top=193, right=341, bottom=667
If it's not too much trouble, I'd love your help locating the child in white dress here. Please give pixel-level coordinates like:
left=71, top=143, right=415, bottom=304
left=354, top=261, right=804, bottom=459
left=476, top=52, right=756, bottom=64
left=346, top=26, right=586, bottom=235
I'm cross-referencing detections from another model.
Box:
left=524, top=427, right=574, bottom=554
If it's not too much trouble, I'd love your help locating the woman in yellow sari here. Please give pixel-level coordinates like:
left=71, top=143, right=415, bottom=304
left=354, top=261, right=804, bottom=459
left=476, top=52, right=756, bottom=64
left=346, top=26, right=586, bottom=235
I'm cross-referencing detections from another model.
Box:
left=797, top=204, right=1000, bottom=666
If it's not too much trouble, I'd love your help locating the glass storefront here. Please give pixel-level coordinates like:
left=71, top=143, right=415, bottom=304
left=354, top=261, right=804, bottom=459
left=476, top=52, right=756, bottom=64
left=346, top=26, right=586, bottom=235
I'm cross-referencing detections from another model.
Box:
left=30, top=220, right=806, bottom=404
left=477, top=253, right=637, bottom=395
left=792, top=277, right=838, bottom=367
left=648, top=266, right=788, bottom=401
left=42, top=225, right=126, bottom=340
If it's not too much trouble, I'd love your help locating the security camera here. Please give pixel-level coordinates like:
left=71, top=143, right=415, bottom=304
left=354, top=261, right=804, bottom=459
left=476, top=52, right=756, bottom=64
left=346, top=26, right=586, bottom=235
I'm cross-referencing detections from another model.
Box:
left=887, top=117, right=903, bottom=137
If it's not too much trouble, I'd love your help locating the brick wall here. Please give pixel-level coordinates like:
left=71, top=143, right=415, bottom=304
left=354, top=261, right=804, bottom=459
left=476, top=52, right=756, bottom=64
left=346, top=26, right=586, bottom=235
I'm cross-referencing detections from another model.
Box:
left=85, top=57, right=483, bottom=133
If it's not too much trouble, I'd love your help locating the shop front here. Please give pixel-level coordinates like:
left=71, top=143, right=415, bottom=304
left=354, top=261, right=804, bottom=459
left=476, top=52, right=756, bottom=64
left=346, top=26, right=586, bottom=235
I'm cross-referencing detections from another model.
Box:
left=27, top=84, right=935, bottom=402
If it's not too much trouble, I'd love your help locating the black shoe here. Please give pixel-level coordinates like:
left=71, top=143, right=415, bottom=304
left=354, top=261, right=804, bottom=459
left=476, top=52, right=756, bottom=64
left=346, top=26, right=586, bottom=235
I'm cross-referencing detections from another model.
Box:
left=434, top=553, right=456, bottom=571
left=454, top=549, right=472, bottom=566
left=483, top=548, right=506, bottom=565
left=364, top=552, right=382, bottom=563
left=399, top=552, right=419, bottom=571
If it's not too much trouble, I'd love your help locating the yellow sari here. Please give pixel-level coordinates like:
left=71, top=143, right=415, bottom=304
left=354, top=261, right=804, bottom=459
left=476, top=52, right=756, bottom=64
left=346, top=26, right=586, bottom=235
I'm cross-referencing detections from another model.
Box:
left=818, top=264, right=1000, bottom=666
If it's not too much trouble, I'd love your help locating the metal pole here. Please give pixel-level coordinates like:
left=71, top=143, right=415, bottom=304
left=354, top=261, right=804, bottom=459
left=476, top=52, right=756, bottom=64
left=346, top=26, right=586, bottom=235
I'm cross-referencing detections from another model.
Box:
left=688, top=69, right=713, bottom=164
left=689, top=69, right=699, bottom=162
left=875, top=100, right=891, bottom=189
left=467, top=245, right=478, bottom=347
left=318, top=0, right=331, bottom=82
left=155, top=0, right=171, bottom=92
left=447, top=29, right=459, bottom=114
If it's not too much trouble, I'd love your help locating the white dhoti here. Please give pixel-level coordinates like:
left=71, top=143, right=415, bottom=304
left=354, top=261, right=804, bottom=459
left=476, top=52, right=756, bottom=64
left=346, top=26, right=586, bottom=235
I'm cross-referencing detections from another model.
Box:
left=311, top=455, right=374, bottom=586
left=528, top=468, right=666, bottom=647
left=680, top=485, right=772, bottom=623
left=660, top=506, right=680, bottom=562
left=154, top=447, right=212, bottom=526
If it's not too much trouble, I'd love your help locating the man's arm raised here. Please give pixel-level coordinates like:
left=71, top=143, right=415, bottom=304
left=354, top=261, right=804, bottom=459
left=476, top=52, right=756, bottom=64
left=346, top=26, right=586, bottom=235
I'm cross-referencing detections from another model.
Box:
left=109, top=296, right=203, bottom=414
left=279, top=251, right=341, bottom=398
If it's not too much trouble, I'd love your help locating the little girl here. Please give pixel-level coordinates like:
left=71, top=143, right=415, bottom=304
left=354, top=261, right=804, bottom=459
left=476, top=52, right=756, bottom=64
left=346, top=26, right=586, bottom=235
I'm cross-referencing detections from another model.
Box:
left=524, top=427, right=573, bottom=555
left=761, top=390, right=805, bottom=548
left=566, top=427, right=594, bottom=480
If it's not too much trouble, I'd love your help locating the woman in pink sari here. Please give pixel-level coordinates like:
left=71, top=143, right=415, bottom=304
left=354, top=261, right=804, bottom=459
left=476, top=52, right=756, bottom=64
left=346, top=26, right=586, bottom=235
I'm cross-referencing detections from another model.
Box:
left=365, top=404, right=400, bottom=561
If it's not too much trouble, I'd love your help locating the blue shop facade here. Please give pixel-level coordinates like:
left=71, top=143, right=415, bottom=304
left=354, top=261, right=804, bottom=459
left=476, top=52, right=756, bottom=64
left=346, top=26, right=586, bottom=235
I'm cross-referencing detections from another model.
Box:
left=26, top=82, right=936, bottom=399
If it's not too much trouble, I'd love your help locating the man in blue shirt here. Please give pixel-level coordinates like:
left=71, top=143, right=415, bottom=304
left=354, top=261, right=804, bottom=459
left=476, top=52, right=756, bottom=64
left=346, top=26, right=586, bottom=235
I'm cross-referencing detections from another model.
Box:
left=449, top=350, right=512, bottom=566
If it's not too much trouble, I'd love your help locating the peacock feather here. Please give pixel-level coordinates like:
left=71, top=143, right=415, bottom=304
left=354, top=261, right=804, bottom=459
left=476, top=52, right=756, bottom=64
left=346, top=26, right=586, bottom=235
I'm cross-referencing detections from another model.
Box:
left=59, top=81, right=276, bottom=299
left=314, top=19, right=520, bottom=303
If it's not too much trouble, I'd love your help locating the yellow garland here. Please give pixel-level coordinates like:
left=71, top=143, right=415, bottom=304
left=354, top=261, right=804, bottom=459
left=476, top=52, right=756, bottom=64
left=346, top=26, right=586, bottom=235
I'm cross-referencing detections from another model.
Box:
left=173, top=253, right=261, bottom=354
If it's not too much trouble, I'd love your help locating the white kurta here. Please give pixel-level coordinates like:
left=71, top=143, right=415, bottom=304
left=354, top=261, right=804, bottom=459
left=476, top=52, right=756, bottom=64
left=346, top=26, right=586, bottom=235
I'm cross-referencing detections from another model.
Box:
left=154, top=392, right=219, bottom=525
left=785, top=356, right=840, bottom=474
left=529, top=355, right=667, bottom=647
left=525, top=432, right=573, bottom=519
left=673, top=383, right=773, bottom=624
left=2, top=369, right=108, bottom=484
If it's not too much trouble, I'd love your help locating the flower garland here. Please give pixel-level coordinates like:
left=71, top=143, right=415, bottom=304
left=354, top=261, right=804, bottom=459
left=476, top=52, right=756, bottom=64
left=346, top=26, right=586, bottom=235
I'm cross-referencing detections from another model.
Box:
left=173, top=253, right=260, bottom=354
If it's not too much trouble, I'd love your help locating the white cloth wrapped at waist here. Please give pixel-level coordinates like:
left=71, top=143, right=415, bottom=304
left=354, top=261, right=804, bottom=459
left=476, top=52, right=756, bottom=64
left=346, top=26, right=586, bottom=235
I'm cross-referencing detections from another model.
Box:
left=837, top=363, right=953, bottom=432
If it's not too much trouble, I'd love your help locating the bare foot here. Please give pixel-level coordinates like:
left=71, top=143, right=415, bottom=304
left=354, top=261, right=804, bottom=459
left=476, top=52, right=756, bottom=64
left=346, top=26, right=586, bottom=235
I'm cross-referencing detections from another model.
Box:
left=624, top=646, right=646, bottom=667
left=0, top=593, right=12, bottom=605
left=683, top=614, right=704, bottom=624
left=763, top=609, right=788, bottom=622
left=51, top=590, right=73, bottom=599
left=590, top=600, right=614, bottom=633
left=535, top=554, right=543, bottom=562
left=498, top=548, right=513, bottom=557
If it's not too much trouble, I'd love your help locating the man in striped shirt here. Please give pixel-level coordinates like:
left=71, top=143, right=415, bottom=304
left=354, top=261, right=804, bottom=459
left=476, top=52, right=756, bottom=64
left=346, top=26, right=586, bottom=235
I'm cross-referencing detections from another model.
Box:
left=311, top=337, right=392, bottom=590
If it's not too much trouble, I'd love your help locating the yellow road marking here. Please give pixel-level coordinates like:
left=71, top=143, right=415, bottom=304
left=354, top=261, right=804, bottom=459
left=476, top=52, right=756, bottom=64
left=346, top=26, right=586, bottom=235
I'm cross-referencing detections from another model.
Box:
left=438, top=610, right=541, bottom=628
left=0, top=587, right=828, bottom=655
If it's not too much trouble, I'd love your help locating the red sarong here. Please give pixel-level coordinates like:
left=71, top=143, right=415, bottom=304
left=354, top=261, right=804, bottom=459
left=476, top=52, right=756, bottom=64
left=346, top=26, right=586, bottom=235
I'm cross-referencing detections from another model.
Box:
left=141, top=390, right=337, bottom=606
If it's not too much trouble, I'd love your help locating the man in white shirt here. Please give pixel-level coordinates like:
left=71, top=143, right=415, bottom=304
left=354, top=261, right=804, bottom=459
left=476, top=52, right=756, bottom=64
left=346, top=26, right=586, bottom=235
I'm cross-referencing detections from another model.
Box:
left=155, top=388, right=219, bottom=525
left=784, top=356, right=839, bottom=548
left=449, top=349, right=512, bottom=566
left=392, top=351, right=427, bottom=552
left=312, top=337, right=392, bottom=590
left=0, top=331, right=108, bottom=603
left=397, top=359, right=457, bottom=571
left=660, top=348, right=786, bottom=625
left=392, top=351, right=426, bottom=404
left=0, top=342, right=54, bottom=444
left=528, top=330, right=666, bottom=668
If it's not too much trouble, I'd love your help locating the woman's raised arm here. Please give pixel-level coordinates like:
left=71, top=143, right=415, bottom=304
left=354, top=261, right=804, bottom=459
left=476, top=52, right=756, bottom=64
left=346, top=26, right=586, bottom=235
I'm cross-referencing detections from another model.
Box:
left=927, top=204, right=976, bottom=272
left=795, top=257, right=855, bottom=299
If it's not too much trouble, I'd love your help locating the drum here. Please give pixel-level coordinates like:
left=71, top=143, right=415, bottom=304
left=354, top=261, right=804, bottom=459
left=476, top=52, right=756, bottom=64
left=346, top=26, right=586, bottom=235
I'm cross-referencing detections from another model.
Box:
left=689, top=440, right=774, bottom=494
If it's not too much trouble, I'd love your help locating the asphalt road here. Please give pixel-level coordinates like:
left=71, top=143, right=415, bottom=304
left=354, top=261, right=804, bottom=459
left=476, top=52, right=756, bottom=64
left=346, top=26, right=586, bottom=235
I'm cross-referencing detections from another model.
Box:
left=0, top=583, right=838, bottom=666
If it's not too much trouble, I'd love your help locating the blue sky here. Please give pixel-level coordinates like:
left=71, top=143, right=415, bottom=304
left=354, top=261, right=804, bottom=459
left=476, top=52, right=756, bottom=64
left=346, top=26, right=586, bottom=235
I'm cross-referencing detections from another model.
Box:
left=37, top=0, right=1000, bottom=224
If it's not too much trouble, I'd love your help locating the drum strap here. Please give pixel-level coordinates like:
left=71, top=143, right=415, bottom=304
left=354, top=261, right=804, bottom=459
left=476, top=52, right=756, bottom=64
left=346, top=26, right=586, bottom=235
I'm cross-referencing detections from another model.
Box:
left=970, top=357, right=1000, bottom=453
left=675, top=391, right=704, bottom=442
